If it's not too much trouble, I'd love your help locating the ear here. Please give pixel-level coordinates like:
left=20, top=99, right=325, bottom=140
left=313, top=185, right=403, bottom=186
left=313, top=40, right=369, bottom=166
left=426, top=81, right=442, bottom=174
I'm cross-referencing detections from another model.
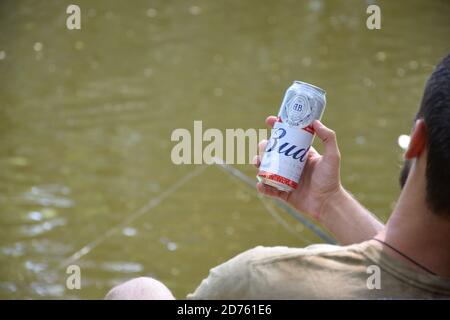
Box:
left=405, top=119, right=427, bottom=159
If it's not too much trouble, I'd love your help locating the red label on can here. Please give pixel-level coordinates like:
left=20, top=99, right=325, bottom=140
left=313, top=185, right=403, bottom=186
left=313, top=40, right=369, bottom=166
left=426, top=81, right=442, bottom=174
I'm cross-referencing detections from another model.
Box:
left=257, top=170, right=298, bottom=189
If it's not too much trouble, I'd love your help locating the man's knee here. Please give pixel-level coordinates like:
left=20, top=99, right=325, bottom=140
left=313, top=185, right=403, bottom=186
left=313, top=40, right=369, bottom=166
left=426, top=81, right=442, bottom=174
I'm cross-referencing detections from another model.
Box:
left=105, top=277, right=175, bottom=300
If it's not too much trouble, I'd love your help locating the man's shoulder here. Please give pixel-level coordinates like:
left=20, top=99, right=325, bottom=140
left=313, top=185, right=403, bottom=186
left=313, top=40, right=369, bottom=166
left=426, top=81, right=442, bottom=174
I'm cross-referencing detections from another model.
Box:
left=189, top=241, right=450, bottom=299
left=204, top=241, right=373, bottom=283
left=244, top=242, right=382, bottom=299
left=238, top=241, right=370, bottom=268
left=188, top=241, right=374, bottom=299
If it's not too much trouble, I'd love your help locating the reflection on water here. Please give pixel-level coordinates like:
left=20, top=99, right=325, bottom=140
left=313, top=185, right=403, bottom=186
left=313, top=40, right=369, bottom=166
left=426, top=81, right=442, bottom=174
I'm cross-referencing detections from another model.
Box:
left=23, top=185, right=73, bottom=208
left=100, top=262, right=143, bottom=274
left=0, top=0, right=449, bottom=299
left=20, top=218, right=66, bottom=237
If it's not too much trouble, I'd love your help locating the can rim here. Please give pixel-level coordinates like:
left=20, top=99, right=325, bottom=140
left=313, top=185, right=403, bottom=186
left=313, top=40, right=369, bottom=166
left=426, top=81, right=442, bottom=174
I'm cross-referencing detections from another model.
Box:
left=293, top=80, right=326, bottom=95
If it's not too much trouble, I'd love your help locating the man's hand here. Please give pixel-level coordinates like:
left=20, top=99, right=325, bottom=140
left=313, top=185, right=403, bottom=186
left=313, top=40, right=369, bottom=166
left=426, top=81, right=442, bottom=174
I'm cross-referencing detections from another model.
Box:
left=254, top=116, right=384, bottom=244
left=254, top=116, right=342, bottom=221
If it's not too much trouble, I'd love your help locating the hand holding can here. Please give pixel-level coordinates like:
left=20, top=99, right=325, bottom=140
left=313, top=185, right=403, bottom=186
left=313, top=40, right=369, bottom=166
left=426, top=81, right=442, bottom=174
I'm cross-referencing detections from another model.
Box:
left=255, top=116, right=343, bottom=221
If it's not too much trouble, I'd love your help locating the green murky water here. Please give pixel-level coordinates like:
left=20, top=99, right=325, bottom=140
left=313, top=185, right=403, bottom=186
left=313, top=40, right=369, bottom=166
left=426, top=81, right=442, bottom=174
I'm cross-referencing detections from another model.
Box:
left=0, top=0, right=449, bottom=299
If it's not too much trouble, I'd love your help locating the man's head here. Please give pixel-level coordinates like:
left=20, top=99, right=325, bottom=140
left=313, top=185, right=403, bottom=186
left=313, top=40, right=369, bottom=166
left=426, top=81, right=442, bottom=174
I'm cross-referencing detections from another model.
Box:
left=400, top=53, right=450, bottom=216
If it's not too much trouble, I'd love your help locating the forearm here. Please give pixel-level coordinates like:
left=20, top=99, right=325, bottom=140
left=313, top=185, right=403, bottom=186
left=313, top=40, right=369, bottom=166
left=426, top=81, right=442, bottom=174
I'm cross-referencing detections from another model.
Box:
left=318, top=187, right=385, bottom=245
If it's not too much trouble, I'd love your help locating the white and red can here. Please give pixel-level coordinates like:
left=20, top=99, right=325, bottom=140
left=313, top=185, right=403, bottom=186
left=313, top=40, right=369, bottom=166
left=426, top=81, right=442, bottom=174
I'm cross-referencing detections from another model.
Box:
left=257, top=81, right=326, bottom=192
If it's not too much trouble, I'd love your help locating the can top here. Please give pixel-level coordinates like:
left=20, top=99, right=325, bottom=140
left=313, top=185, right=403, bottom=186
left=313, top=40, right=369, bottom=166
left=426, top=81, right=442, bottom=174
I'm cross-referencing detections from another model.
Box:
left=293, top=80, right=326, bottom=96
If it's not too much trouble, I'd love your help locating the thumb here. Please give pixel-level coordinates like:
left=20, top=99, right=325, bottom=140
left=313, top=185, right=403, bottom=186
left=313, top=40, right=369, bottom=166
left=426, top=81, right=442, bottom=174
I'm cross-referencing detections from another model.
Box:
left=265, top=116, right=278, bottom=128
left=312, top=120, right=340, bottom=159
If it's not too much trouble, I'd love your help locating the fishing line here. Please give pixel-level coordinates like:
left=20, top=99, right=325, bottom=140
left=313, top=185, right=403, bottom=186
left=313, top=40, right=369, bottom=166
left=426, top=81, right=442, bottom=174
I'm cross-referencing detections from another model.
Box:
left=212, top=157, right=336, bottom=244
left=60, top=157, right=336, bottom=269
left=216, top=158, right=312, bottom=242
left=58, top=165, right=207, bottom=269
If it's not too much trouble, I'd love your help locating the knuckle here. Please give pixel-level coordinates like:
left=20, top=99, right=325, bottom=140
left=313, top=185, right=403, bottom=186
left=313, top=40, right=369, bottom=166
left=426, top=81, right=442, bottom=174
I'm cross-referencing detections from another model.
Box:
left=328, top=129, right=336, bottom=138
left=329, top=151, right=341, bottom=162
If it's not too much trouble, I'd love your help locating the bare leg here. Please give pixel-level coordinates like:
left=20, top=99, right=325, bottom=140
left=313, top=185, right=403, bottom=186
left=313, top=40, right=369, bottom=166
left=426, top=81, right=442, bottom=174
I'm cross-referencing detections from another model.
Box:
left=105, top=277, right=175, bottom=300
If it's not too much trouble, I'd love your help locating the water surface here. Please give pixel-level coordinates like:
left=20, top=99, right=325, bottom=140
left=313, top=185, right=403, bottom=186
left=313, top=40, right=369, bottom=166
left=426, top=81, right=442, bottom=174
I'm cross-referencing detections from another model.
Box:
left=0, top=0, right=449, bottom=298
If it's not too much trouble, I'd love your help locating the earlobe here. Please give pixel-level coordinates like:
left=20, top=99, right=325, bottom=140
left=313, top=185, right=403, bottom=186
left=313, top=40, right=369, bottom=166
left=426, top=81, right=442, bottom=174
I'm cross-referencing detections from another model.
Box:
left=405, top=119, right=427, bottom=159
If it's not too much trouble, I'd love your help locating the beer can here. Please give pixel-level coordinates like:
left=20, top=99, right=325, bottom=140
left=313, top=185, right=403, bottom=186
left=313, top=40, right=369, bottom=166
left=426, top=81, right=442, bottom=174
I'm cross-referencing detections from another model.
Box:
left=257, top=81, right=326, bottom=192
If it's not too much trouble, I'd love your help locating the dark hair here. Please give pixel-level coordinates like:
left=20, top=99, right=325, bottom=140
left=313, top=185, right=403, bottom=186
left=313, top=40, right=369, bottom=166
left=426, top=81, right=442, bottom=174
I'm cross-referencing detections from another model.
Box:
left=416, top=53, right=450, bottom=216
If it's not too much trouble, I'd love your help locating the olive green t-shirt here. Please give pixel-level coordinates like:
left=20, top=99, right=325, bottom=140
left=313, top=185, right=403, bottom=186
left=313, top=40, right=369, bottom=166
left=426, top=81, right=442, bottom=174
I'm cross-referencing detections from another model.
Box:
left=187, top=240, right=450, bottom=299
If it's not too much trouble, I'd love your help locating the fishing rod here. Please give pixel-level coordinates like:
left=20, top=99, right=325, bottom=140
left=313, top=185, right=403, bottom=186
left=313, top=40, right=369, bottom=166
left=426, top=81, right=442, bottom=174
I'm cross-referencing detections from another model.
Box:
left=212, top=157, right=337, bottom=245
left=60, top=158, right=335, bottom=269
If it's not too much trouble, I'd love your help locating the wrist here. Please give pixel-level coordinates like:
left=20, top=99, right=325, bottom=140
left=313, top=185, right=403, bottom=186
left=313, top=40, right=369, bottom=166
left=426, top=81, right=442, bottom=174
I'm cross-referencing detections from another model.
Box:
left=316, top=185, right=347, bottom=224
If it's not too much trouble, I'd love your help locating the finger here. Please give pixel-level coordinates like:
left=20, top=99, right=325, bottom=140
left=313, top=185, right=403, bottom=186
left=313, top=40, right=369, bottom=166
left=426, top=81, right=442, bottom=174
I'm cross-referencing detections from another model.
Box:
left=257, top=182, right=281, bottom=197
left=265, top=116, right=278, bottom=128
left=308, top=145, right=320, bottom=158
left=256, top=182, right=289, bottom=201
left=258, top=139, right=267, bottom=155
left=313, top=120, right=340, bottom=159
left=252, top=155, right=261, bottom=168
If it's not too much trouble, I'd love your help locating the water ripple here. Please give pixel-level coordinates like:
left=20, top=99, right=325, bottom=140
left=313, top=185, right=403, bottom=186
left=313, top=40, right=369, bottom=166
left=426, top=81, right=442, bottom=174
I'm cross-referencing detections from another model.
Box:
left=23, top=184, right=74, bottom=208
left=19, top=218, right=66, bottom=237
left=100, top=262, right=143, bottom=273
